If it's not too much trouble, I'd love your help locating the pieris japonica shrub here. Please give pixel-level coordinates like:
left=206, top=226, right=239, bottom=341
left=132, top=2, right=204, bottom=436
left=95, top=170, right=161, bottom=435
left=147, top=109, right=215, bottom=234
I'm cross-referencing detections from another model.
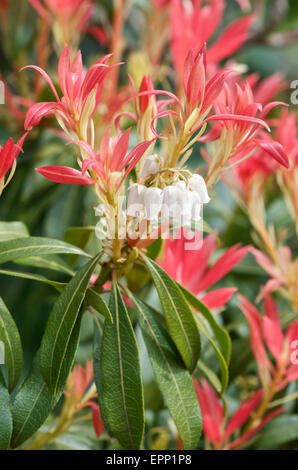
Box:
left=0, top=0, right=297, bottom=451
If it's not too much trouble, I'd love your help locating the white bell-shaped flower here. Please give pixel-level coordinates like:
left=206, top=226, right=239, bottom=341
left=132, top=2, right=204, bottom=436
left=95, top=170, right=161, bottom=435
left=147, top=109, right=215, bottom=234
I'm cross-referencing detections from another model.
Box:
left=192, top=192, right=202, bottom=222
left=174, top=180, right=186, bottom=191
left=188, top=174, right=210, bottom=204
left=127, top=184, right=146, bottom=217
left=144, top=187, right=163, bottom=221
left=138, top=154, right=161, bottom=179
left=161, top=185, right=181, bottom=222
left=177, top=189, right=195, bottom=226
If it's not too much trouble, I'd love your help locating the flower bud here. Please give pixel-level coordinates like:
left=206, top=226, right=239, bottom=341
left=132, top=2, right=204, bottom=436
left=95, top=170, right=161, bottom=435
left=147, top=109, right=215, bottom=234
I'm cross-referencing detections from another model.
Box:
left=188, top=174, right=210, bottom=203
left=138, top=154, right=161, bottom=179
left=144, top=187, right=163, bottom=220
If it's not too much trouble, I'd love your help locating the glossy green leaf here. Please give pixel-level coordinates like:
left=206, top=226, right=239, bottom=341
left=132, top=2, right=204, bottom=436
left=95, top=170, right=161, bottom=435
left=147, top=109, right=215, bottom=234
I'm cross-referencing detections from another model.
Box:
left=0, top=237, right=91, bottom=265
left=40, top=254, right=101, bottom=395
left=0, top=269, right=66, bottom=292
left=99, top=281, right=144, bottom=450
left=0, top=298, right=23, bottom=392
left=180, top=286, right=231, bottom=364
left=144, top=257, right=200, bottom=372
left=11, top=317, right=82, bottom=449
left=0, top=221, right=29, bottom=242
left=0, top=380, right=13, bottom=450
left=180, top=286, right=230, bottom=393
left=129, top=294, right=202, bottom=450
left=85, top=289, right=113, bottom=324
left=15, top=254, right=75, bottom=276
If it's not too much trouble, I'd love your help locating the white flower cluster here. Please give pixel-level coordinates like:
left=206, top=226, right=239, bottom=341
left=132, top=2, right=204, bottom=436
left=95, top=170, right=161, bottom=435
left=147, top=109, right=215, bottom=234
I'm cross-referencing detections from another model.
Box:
left=127, top=174, right=210, bottom=226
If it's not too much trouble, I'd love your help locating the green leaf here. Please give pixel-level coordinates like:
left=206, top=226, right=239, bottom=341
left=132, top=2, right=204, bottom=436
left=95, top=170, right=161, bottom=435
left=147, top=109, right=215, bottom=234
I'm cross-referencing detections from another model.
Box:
left=0, top=380, right=13, bottom=450
left=0, top=269, right=66, bottom=292
left=253, top=415, right=298, bottom=449
left=93, top=318, right=112, bottom=436
left=99, top=281, right=144, bottom=450
left=0, top=298, right=23, bottom=392
left=129, top=294, right=202, bottom=450
left=15, top=254, right=75, bottom=276
left=11, top=317, right=82, bottom=449
left=144, top=257, right=200, bottom=372
left=0, top=221, right=29, bottom=242
left=180, top=287, right=231, bottom=364
left=180, top=286, right=230, bottom=393
left=40, top=254, right=101, bottom=395
left=85, top=289, right=113, bottom=324
left=64, top=226, right=95, bottom=267
left=195, top=360, right=222, bottom=394
left=0, top=237, right=91, bottom=265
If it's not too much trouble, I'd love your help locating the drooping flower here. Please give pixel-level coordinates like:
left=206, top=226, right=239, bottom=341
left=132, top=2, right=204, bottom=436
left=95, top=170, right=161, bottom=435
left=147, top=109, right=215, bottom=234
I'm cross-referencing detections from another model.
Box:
left=127, top=173, right=209, bottom=226
left=158, top=231, right=249, bottom=309
left=195, top=379, right=283, bottom=450
left=0, top=133, right=27, bottom=195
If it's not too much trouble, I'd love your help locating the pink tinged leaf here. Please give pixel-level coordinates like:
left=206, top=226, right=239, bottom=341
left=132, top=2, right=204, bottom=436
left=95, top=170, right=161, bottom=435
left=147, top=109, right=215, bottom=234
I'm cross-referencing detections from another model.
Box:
left=58, top=44, right=71, bottom=98
left=284, top=365, right=298, bottom=385
left=36, top=166, right=94, bottom=185
left=204, top=114, right=270, bottom=132
left=285, top=322, right=298, bottom=366
left=81, top=58, right=119, bottom=103
left=285, top=322, right=298, bottom=347
left=238, top=295, right=271, bottom=377
left=235, top=0, right=251, bottom=10
left=259, top=101, right=288, bottom=121
left=115, top=112, right=137, bottom=134
left=68, top=139, right=98, bottom=162
left=139, top=75, right=154, bottom=114
left=119, top=138, right=155, bottom=173
left=200, top=379, right=224, bottom=423
left=0, top=138, right=14, bottom=178
left=151, top=110, right=184, bottom=138
left=89, top=402, right=104, bottom=438
left=111, top=127, right=131, bottom=172
left=203, top=415, right=222, bottom=445
left=203, top=70, right=233, bottom=112
left=254, top=74, right=285, bottom=106
left=264, top=295, right=280, bottom=325
left=87, top=26, right=108, bottom=45
left=208, top=15, right=255, bottom=63
left=184, top=234, right=217, bottom=293
left=200, top=287, right=237, bottom=310
left=228, top=407, right=284, bottom=449
left=20, top=65, right=60, bottom=102
left=249, top=247, right=280, bottom=278
left=24, top=102, right=59, bottom=130
left=196, top=245, right=250, bottom=292
left=225, top=390, right=263, bottom=439
left=255, top=140, right=289, bottom=169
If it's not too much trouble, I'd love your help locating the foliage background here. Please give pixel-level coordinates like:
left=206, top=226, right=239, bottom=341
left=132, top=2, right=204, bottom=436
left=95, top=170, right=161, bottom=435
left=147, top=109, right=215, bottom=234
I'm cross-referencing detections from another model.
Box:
left=0, top=0, right=297, bottom=449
